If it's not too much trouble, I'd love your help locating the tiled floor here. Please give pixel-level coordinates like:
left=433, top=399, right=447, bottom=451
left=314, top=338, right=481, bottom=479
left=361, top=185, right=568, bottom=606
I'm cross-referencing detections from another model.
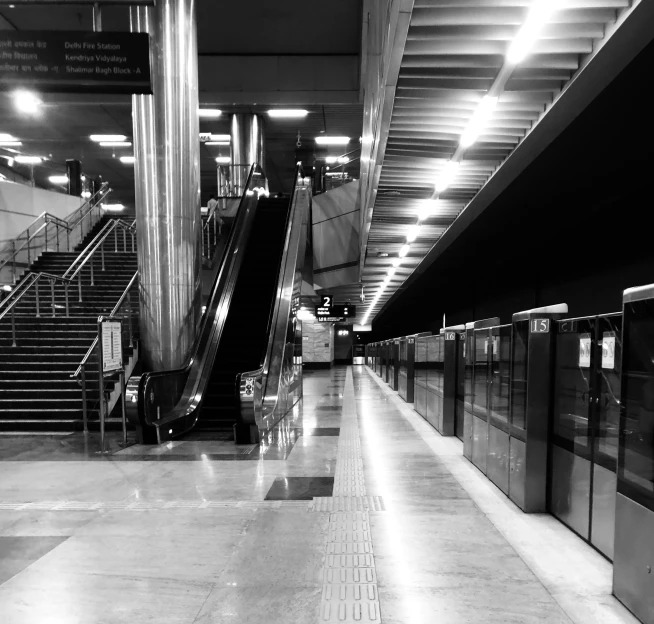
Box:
left=0, top=366, right=640, bottom=623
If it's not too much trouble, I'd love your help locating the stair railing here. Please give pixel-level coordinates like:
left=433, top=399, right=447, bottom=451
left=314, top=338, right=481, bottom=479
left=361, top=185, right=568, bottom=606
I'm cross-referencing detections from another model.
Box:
left=62, top=218, right=136, bottom=303
left=0, top=217, right=136, bottom=346
left=70, top=271, right=139, bottom=441
left=0, top=271, right=74, bottom=346
left=202, top=209, right=220, bottom=265
left=0, top=182, right=111, bottom=287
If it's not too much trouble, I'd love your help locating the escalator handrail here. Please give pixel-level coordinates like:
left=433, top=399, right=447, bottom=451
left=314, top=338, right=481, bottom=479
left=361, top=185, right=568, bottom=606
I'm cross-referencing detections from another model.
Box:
left=238, top=165, right=311, bottom=431
left=134, top=164, right=264, bottom=430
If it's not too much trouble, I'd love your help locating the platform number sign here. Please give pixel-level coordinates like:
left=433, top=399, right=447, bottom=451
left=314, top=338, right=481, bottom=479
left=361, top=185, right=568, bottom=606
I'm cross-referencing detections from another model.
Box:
left=445, top=332, right=456, bottom=340
left=321, top=295, right=333, bottom=307
left=530, top=318, right=550, bottom=334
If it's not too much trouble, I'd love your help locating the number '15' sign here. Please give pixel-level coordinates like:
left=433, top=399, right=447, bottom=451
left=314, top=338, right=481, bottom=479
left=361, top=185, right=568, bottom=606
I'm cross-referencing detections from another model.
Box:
left=530, top=318, right=550, bottom=333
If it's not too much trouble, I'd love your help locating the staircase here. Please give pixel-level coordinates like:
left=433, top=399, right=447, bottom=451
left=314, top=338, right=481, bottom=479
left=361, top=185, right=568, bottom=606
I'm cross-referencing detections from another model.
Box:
left=0, top=217, right=139, bottom=432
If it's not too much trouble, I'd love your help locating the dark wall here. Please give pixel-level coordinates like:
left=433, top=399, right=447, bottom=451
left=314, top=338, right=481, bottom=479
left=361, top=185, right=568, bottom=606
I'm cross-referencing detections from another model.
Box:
left=372, top=37, right=654, bottom=340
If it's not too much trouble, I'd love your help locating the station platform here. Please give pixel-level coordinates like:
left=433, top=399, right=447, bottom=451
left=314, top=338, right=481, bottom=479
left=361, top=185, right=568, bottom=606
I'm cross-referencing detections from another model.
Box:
left=0, top=366, right=638, bottom=623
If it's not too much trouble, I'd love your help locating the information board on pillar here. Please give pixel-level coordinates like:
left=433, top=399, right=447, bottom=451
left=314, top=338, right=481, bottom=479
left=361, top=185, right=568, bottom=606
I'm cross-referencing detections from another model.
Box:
left=101, top=321, right=123, bottom=374
left=0, top=31, right=151, bottom=94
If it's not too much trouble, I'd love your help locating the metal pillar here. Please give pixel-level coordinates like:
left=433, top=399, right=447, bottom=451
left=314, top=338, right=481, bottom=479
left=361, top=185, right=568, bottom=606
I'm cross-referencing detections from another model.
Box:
left=230, top=113, right=265, bottom=191
left=130, top=0, right=202, bottom=371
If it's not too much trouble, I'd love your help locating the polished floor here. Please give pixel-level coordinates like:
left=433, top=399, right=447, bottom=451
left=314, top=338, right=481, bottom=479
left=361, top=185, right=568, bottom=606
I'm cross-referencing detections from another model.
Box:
left=0, top=366, right=639, bottom=623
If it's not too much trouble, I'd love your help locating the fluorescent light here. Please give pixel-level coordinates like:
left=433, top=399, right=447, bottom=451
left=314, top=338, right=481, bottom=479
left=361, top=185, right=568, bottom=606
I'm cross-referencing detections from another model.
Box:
left=0, top=141, right=21, bottom=146
left=99, top=141, right=132, bottom=147
left=460, top=96, right=498, bottom=148
left=399, top=244, right=410, bottom=258
left=417, top=199, right=439, bottom=221
left=315, top=136, right=350, bottom=145
left=15, top=155, right=42, bottom=164
left=0, top=134, right=15, bottom=141
left=507, top=0, right=563, bottom=64
left=406, top=225, right=420, bottom=243
left=102, top=203, right=125, bottom=211
left=12, top=90, right=41, bottom=115
left=435, top=161, right=460, bottom=193
left=210, top=134, right=230, bottom=142
left=90, top=134, right=127, bottom=142
left=215, top=157, right=231, bottom=164
left=338, top=156, right=350, bottom=164
left=81, top=191, right=92, bottom=198
left=49, top=175, right=68, bottom=184
left=199, top=109, right=222, bottom=118
left=325, top=156, right=338, bottom=164
left=297, top=309, right=315, bottom=321
left=268, top=109, right=308, bottom=118
left=205, top=141, right=230, bottom=146
left=387, top=267, right=396, bottom=277
left=2, top=284, right=12, bottom=292
left=392, top=258, right=401, bottom=268
left=120, top=156, right=135, bottom=164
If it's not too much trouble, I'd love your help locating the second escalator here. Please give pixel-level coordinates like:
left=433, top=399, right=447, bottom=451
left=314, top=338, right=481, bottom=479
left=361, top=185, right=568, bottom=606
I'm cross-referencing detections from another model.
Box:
left=197, top=196, right=291, bottom=433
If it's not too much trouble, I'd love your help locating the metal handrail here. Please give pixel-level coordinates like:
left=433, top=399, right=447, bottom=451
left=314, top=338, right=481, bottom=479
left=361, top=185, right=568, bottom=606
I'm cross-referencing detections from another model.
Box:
left=63, top=218, right=135, bottom=281
left=0, top=182, right=111, bottom=285
left=0, top=271, right=74, bottom=346
left=71, top=270, right=139, bottom=379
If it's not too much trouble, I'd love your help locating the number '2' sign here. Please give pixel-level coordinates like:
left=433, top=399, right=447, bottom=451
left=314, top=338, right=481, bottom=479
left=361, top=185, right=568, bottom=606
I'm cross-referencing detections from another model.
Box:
left=530, top=318, right=550, bottom=334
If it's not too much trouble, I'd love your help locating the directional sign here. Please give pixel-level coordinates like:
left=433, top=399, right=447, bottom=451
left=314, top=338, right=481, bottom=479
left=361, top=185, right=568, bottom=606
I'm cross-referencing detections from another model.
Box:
left=100, top=320, right=123, bottom=373
left=0, top=31, right=151, bottom=94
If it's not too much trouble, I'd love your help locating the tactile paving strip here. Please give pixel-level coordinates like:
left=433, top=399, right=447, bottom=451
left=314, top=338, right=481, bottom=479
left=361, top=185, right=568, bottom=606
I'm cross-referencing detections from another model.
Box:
left=317, top=368, right=382, bottom=622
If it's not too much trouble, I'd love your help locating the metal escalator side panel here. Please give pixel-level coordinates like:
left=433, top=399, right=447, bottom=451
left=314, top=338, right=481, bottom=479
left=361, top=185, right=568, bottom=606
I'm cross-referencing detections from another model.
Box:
left=239, top=179, right=312, bottom=434
left=131, top=165, right=264, bottom=442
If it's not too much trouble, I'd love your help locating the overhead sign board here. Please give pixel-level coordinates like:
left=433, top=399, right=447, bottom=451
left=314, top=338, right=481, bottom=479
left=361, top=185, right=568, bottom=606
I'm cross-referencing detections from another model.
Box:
left=0, top=31, right=151, bottom=94
left=100, top=320, right=123, bottom=373
left=315, top=303, right=356, bottom=320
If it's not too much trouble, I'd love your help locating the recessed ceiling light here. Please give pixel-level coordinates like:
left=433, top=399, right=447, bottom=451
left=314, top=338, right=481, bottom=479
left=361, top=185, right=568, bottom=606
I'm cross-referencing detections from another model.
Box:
left=120, top=156, right=135, bottom=164
left=15, top=155, right=42, bottom=164
left=12, top=90, right=42, bottom=115
left=0, top=141, right=21, bottom=146
left=102, top=203, right=125, bottom=211
left=49, top=175, right=68, bottom=184
left=90, top=134, right=127, bottom=142
left=268, top=109, right=309, bottom=118
left=198, top=109, right=222, bottom=118
left=215, top=157, right=231, bottom=164
left=99, top=141, right=132, bottom=147
left=315, top=136, right=350, bottom=145
left=0, top=134, right=17, bottom=142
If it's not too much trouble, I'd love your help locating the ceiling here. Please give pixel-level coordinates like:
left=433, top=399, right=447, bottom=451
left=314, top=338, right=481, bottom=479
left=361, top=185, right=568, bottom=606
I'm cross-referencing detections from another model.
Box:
left=0, top=1, right=364, bottom=205
left=352, top=0, right=646, bottom=325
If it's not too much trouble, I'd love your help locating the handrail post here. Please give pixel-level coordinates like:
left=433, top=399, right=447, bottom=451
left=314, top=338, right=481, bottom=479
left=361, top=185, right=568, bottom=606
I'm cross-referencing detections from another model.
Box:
left=127, top=290, right=133, bottom=347
left=78, top=273, right=83, bottom=303
left=120, top=370, right=128, bottom=447
left=97, top=324, right=106, bottom=453
left=114, top=226, right=118, bottom=253
left=35, top=278, right=40, bottom=317
left=123, top=226, right=126, bottom=252
left=131, top=231, right=135, bottom=253
left=11, top=306, right=16, bottom=347
left=50, top=278, right=56, bottom=317
left=44, top=221, right=48, bottom=252
left=64, top=282, right=70, bottom=317
left=26, top=227, right=31, bottom=265
left=56, top=222, right=60, bottom=252
left=81, top=365, right=88, bottom=434
left=66, top=224, right=70, bottom=251
left=101, top=241, right=105, bottom=272
left=11, top=241, right=16, bottom=284
left=90, top=256, right=95, bottom=286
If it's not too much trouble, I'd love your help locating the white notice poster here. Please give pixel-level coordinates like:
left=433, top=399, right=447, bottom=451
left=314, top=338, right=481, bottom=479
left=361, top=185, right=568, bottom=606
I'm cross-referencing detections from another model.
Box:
left=101, top=321, right=122, bottom=373
left=602, top=333, right=616, bottom=370
left=579, top=335, right=591, bottom=368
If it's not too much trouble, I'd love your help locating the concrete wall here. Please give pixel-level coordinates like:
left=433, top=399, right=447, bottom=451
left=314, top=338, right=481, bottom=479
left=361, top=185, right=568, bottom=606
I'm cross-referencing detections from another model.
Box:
left=0, top=180, right=84, bottom=245
left=302, top=320, right=334, bottom=366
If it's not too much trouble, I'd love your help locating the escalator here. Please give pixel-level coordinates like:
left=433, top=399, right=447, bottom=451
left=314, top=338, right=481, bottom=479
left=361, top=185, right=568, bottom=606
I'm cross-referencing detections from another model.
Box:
left=199, top=197, right=290, bottom=432
left=128, top=165, right=311, bottom=444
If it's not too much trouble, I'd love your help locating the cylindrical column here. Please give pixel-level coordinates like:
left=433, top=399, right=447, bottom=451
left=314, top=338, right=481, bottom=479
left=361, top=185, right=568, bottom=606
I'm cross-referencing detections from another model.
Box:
left=130, top=0, right=202, bottom=371
left=230, top=113, right=265, bottom=192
